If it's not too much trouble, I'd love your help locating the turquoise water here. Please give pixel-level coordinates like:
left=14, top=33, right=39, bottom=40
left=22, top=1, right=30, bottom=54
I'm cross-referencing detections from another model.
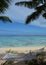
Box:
left=0, top=35, right=46, bottom=47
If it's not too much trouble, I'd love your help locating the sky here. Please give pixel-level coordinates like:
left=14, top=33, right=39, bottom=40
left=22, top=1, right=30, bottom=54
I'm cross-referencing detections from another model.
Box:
left=0, top=0, right=46, bottom=35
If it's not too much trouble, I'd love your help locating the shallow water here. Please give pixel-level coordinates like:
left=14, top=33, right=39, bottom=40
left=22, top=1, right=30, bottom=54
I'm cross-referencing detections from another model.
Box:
left=0, top=35, right=46, bottom=47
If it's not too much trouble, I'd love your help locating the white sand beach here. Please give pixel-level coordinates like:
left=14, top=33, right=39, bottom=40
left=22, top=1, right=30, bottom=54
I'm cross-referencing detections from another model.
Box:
left=0, top=46, right=46, bottom=65
left=0, top=46, right=46, bottom=53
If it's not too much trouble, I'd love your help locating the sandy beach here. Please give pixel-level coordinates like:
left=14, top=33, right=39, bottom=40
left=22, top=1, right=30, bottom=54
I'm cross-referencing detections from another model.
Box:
left=0, top=46, right=46, bottom=65
left=0, top=46, right=46, bottom=53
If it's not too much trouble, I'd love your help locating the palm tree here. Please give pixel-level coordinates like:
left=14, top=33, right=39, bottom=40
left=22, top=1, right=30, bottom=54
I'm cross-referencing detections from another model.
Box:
left=15, top=0, right=46, bottom=24
left=0, top=0, right=12, bottom=23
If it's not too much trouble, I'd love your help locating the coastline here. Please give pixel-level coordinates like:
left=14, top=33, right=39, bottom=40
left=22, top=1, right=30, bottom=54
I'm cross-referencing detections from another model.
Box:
left=0, top=46, right=46, bottom=65
left=0, top=46, right=46, bottom=53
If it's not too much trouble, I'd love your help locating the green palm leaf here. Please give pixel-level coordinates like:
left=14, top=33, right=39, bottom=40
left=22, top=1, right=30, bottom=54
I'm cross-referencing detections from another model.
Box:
left=36, top=3, right=46, bottom=11
left=43, top=13, right=46, bottom=19
left=0, top=0, right=12, bottom=23
left=26, top=11, right=41, bottom=24
left=0, top=16, right=12, bottom=23
left=0, top=0, right=11, bottom=13
left=15, top=1, right=39, bottom=9
left=15, top=0, right=46, bottom=24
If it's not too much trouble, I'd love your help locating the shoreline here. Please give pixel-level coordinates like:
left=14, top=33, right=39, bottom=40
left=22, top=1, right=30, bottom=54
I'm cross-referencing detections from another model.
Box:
left=0, top=46, right=46, bottom=53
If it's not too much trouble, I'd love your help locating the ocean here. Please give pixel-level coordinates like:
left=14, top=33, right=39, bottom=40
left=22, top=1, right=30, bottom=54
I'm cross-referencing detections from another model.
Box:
left=0, top=35, right=46, bottom=47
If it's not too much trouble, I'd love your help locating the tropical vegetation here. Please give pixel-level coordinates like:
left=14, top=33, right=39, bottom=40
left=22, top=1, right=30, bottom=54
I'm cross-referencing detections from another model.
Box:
left=15, top=0, right=46, bottom=24
left=0, top=0, right=12, bottom=22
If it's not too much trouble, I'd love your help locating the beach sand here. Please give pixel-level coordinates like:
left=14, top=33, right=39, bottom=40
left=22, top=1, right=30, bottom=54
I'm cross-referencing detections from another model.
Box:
left=0, top=46, right=46, bottom=53
left=0, top=46, right=46, bottom=65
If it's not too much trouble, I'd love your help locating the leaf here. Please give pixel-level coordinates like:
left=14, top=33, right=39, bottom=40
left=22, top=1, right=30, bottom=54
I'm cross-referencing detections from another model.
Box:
left=42, top=13, right=46, bottom=19
left=15, top=0, right=46, bottom=24
left=15, top=1, right=39, bottom=8
left=0, top=0, right=11, bottom=13
left=26, top=11, right=41, bottom=24
left=36, top=3, right=46, bottom=11
left=0, top=16, right=12, bottom=23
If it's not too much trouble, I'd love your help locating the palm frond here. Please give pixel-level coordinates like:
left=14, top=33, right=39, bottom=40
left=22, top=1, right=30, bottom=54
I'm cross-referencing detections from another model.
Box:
left=0, top=16, right=12, bottom=23
left=36, top=3, right=46, bottom=11
left=26, top=11, right=41, bottom=24
left=15, top=1, right=39, bottom=9
left=0, top=0, right=11, bottom=13
left=42, top=13, right=46, bottom=19
left=15, top=0, right=46, bottom=24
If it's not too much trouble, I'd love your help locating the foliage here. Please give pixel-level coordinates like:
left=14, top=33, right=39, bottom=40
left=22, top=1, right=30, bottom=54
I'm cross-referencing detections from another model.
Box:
left=15, top=0, right=46, bottom=24
left=0, top=16, right=12, bottom=23
left=27, top=59, right=46, bottom=65
left=0, top=0, right=12, bottom=22
left=0, top=0, right=11, bottom=13
left=6, top=49, right=18, bottom=54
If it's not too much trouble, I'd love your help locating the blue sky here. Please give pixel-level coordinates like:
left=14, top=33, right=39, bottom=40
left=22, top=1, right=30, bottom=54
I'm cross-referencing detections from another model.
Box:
left=0, top=0, right=46, bottom=35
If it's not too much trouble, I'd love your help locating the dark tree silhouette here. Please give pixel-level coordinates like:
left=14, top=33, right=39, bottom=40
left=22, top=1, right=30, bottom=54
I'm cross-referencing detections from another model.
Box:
left=0, top=0, right=12, bottom=23
left=15, top=0, right=46, bottom=24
